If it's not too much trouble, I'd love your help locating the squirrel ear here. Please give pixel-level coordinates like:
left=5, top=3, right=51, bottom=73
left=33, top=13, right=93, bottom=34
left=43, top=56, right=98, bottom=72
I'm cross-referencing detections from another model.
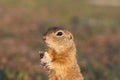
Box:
left=69, top=35, right=73, bottom=40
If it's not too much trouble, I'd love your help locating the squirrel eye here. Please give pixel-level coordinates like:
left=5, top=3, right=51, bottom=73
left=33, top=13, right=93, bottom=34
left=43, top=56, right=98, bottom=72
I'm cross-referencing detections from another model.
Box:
left=56, top=32, right=63, bottom=36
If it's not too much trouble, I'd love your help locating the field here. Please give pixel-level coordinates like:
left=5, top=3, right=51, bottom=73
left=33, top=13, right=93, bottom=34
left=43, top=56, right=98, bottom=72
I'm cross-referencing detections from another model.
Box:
left=0, top=0, right=120, bottom=80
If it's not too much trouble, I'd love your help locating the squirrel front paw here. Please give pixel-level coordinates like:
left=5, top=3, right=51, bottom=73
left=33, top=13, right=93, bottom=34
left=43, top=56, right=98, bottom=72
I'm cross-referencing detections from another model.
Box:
left=39, top=51, right=53, bottom=70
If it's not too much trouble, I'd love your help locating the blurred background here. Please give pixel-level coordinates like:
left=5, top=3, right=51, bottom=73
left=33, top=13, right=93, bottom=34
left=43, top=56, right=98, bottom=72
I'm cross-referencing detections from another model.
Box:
left=0, top=0, right=120, bottom=80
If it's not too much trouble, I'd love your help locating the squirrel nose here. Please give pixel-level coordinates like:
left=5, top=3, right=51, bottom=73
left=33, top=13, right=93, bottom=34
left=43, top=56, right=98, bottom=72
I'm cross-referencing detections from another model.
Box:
left=43, top=36, right=46, bottom=41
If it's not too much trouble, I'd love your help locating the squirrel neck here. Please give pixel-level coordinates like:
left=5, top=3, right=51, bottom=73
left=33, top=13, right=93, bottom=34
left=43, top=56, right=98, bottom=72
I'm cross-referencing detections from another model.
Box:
left=47, top=42, right=77, bottom=63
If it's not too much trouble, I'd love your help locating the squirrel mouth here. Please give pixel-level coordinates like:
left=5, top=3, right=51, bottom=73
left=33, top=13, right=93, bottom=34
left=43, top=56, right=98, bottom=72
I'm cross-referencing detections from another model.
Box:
left=46, top=43, right=50, bottom=47
left=44, top=40, right=52, bottom=48
left=44, top=41, right=50, bottom=46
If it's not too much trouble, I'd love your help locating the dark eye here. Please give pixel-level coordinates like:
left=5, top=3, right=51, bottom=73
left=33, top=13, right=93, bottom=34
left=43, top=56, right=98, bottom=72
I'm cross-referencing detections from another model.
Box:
left=56, top=32, right=63, bottom=36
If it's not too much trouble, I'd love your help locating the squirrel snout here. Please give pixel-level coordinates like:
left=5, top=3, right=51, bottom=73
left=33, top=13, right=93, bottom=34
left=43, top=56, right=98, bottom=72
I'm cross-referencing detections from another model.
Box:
left=43, top=36, right=46, bottom=41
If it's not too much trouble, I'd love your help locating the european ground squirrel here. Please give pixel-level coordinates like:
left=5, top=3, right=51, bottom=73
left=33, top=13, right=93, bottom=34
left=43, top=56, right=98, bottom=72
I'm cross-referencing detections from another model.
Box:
left=40, top=27, right=84, bottom=80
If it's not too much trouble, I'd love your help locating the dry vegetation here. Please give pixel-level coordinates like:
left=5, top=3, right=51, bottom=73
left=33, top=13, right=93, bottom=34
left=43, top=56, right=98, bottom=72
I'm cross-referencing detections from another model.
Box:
left=0, top=0, right=120, bottom=80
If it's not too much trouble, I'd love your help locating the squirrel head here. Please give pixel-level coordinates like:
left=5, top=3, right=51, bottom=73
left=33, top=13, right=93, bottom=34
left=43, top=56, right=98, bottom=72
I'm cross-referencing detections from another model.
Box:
left=43, top=27, right=75, bottom=53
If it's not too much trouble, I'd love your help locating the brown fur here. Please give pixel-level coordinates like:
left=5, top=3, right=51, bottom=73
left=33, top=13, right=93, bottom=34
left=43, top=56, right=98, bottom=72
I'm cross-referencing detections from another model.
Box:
left=41, top=27, right=84, bottom=80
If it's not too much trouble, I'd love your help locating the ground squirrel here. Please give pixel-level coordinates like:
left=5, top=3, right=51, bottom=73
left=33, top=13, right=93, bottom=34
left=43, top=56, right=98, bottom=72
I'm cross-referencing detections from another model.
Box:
left=40, top=27, right=84, bottom=80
